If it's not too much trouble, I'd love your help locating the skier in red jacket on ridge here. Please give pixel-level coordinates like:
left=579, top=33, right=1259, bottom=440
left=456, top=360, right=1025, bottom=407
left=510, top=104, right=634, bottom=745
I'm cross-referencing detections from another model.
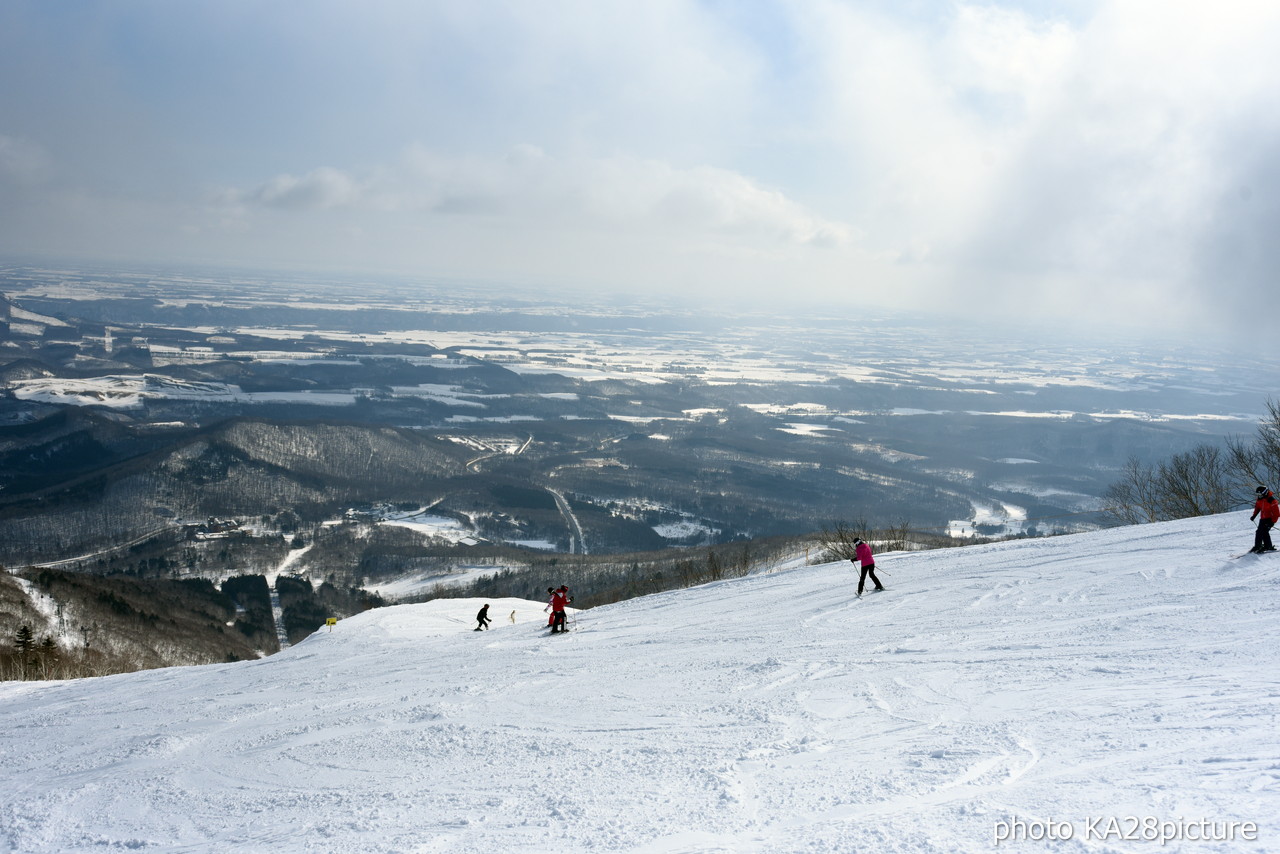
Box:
left=1250, top=486, right=1279, bottom=553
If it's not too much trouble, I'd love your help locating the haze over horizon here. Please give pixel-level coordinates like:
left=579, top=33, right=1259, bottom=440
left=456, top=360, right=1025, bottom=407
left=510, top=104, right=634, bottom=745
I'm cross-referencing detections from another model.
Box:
left=2, top=1, right=1277, bottom=341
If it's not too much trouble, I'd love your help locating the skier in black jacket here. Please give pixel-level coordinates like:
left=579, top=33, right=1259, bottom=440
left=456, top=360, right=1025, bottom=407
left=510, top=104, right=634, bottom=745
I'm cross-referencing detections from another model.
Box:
left=475, top=604, right=492, bottom=631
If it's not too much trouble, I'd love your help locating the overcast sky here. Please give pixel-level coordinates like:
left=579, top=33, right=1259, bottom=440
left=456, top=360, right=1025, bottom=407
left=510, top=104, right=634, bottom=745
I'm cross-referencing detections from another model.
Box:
left=1, top=1, right=1277, bottom=338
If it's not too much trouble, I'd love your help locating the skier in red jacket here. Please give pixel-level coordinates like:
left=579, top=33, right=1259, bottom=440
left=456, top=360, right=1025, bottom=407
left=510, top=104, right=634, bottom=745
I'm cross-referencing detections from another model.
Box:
left=1250, top=486, right=1279, bottom=553
left=851, top=538, right=885, bottom=596
left=549, top=585, right=573, bottom=633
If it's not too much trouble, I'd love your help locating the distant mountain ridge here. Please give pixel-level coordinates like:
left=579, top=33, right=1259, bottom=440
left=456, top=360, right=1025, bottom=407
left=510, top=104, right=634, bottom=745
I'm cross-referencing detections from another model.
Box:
left=0, top=415, right=471, bottom=563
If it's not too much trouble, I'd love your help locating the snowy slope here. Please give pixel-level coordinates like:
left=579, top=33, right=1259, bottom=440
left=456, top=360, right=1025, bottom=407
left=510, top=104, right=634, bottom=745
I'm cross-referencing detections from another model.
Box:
left=2, top=515, right=1278, bottom=853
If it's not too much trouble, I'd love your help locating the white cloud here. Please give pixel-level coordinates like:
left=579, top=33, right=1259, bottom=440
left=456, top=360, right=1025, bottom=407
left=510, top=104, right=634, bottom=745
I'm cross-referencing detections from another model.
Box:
left=250, top=167, right=361, bottom=211
left=947, top=0, right=1280, bottom=328
left=225, top=146, right=857, bottom=250
left=3, top=0, right=1280, bottom=336
left=944, top=5, right=1076, bottom=119
left=779, top=0, right=1280, bottom=332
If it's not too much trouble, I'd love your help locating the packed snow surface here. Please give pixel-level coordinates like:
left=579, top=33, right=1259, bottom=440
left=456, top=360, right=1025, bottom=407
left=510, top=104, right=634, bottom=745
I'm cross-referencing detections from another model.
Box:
left=2, top=514, right=1278, bottom=853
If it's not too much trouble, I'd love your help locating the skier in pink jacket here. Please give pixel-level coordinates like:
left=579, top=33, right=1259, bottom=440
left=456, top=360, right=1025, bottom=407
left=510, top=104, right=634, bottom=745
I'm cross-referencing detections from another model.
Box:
left=851, top=538, right=884, bottom=596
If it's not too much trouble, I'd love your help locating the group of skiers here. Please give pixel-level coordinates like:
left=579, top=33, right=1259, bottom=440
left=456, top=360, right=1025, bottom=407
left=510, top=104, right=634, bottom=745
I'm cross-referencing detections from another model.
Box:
left=468, top=488, right=1277, bottom=633
left=474, top=585, right=574, bottom=632
left=546, top=585, right=572, bottom=632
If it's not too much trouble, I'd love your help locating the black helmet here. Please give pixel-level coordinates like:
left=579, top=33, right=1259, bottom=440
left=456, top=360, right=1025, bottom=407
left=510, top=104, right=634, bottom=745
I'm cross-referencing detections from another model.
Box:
left=1258, top=486, right=1269, bottom=496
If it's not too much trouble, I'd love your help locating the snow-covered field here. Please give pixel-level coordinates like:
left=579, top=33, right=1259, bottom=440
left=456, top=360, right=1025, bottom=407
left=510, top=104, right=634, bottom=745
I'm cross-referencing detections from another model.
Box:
left=2, top=513, right=1277, bottom=853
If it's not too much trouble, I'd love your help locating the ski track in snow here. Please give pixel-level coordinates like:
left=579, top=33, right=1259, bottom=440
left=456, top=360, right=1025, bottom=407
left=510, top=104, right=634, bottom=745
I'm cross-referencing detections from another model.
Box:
left=1, top=515, right=1279, bottom=852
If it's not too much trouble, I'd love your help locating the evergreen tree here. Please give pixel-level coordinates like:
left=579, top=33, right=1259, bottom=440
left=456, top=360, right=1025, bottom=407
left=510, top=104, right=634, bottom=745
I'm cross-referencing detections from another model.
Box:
left=14, top=625, right=35, bottom=658
left=14, top=625, right=35, bottom=678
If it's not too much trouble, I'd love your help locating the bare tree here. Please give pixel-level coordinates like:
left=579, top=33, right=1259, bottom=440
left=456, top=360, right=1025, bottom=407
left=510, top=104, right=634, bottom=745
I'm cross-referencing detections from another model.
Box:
left=883, top=517, right=912, bottom=552
left=1159, top=445, right=1235, bottom=517
left=1104, top=457, right=1161, bottom=524
left=815, top=519, right=870, bottom=562
left=1228, top=399, right=1280, bottom=499
left=1104, top=444, right=1234, bottom=524
left=705, top=550, right=723, bottom=582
